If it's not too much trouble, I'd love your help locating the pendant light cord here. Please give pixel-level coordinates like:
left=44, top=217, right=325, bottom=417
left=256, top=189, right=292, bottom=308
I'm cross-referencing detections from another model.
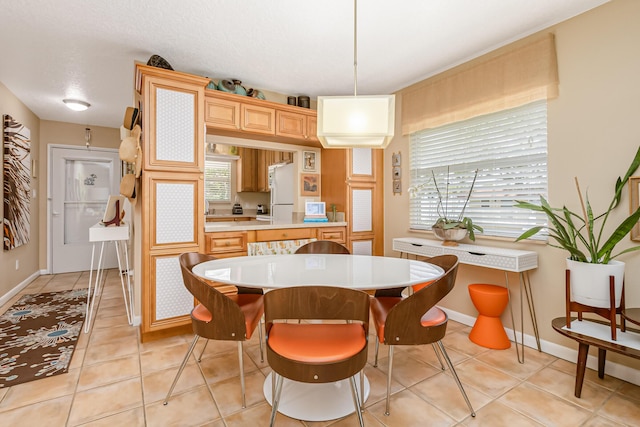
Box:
left=353, top=0, right=358, bottom=97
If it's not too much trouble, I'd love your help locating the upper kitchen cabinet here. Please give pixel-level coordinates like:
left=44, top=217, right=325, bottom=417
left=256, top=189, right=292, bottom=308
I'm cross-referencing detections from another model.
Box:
left=205, top=90, right=321, bottom=148
left=136, top=64, right=207, bottom=173
left=205, top=97, right=240, bottom=131
left=205, top=95, right=275, bottom=136
left=276, top=110, right=318, bottom=143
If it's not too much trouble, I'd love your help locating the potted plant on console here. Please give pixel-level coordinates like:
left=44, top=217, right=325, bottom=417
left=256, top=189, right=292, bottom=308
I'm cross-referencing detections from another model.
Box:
left=515, top=146, right=640, bottom=339
left=411, top=168, right=483, bottom=246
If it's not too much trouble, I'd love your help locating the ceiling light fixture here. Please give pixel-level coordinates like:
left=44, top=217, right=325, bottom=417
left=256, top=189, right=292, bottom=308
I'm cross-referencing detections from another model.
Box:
left=63, top=99, right=90, bottom=111
left=316, top=0, right=395, bottom=149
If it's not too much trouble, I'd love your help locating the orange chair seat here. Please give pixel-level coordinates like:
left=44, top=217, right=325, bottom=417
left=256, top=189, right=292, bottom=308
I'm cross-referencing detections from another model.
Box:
left=412, top=280, right=434, bottom=293
left=370, top=296, right=447, bottom=342
left=191, top=293, right=264, bottom=339
left=268, top=323, right=366, bottom=363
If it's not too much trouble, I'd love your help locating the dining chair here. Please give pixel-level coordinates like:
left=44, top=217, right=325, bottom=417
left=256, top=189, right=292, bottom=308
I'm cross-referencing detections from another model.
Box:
left=294, top=240, right=350, bottom=254
left=163, top=252, right=264, bottom=409
left=264, top=286, right=369, bottom=426
left=370, top=254, right=475, bottom=417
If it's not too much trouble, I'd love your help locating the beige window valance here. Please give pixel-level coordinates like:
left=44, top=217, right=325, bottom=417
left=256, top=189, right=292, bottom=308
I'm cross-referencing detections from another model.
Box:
left=401, top=33, right=559, bottom=135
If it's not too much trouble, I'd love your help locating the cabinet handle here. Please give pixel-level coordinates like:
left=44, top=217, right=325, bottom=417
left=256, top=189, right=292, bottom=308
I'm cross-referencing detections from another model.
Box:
left=283, top=233, right=288, bottom=238
left=225, top=241, right=231, bottom=246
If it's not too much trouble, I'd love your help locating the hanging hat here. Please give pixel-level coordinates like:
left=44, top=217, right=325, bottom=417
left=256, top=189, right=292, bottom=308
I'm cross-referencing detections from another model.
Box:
left=119, top=125, right=142, bottom=177
left=119, top=174, right=137, bottom=205
left=123, top=107, right=139, bottom=130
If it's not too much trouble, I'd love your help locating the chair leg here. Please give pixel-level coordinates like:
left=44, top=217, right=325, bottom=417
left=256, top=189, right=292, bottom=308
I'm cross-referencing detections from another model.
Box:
left=164, top=335, right=199, bottom=405
left=238, top=341, right=246, bottom=408
left=373, top=338, right=379, bottom=367
left=385, top=346, right=394, bottom=416
left=269, top=373, right=284, bottom=427
left=436, top=340, right=476, bottom=417
left=197, top=339, right=209, bottom=362
left=258, top=319, right=264, bottom=363
left=432, top=342, right=445, bottom=370
left=349, top=375, right=365, bottom=427
left=360, top=370, right=365, bottom=410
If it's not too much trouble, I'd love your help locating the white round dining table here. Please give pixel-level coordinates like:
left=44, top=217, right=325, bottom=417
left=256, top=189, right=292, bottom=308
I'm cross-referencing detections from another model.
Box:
left=192, top=254, right=444, bottom=422
left=192, top=253, right=444, bottom=290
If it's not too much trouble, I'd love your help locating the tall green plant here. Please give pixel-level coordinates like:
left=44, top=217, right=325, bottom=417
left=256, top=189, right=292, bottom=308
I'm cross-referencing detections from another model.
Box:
left=515, top=146, right=640, bottom=263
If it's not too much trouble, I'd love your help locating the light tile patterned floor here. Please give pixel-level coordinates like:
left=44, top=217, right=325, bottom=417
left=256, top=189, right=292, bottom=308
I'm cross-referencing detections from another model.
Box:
left=1, top=270, right=639, bottom=426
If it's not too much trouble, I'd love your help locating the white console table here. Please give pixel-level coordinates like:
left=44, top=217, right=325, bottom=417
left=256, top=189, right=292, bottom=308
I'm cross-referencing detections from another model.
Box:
left=393, top=237, right=540, bottom=363
left=85, top=222, right=133, bottom=333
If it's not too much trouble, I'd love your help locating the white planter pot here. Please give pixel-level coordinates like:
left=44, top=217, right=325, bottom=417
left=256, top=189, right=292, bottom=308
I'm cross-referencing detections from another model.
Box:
left=567, top=259, right=625, bottom=308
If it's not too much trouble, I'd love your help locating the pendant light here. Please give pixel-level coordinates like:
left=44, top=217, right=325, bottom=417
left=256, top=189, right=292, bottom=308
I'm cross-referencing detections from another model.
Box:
left=316, top=0, right=395, bottom=149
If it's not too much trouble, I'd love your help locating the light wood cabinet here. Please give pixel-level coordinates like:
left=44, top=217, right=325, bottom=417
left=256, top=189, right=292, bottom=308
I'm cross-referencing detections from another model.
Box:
left=206, top=94, right=275, bottom=137
left=236, top=147, right=258, bottom=192
left=205, top=90, right=321, bottom=148
left=205, top=97, right=240, bottom=130
left=256, top=228, right=315, bottom=242
left=321, top=148, right=383, bottom=255
left=205, top=231, right=248, bottom=256
left=276, top=110, right=319, bottom=142
left=257, top=149, right=270, bottom=192
left=136, top=64, right=208, bottom=342
left=317, top=226, right=346, bottom=244
left=237, top=147, right=279, bottom=193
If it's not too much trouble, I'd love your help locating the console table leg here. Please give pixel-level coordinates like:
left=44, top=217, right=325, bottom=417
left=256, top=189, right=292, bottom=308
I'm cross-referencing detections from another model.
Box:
left=504, top=272, right=524, bottom=363
left=575, top=342, right=589, bottom=398
left=522, top=271, right=541, bottom=352
left=598, top=348, right=606, bottom=379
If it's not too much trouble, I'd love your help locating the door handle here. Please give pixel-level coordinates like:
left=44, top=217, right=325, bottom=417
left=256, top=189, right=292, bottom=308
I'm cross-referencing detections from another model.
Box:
left=52, top=211, right=60, bottom=216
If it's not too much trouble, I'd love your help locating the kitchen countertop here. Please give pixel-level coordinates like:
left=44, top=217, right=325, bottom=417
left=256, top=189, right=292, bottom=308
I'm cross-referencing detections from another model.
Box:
left=206, top=214, right=256, bottom=220
left=205, top=218, right=347, bottom=232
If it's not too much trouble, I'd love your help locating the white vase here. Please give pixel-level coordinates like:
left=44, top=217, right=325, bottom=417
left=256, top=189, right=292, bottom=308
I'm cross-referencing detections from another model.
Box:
left=567, top=259, right=625, bottom=308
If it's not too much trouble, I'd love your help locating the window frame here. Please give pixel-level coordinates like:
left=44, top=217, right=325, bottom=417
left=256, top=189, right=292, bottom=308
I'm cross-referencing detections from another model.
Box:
left=204, top=157, right=232, bottom=203
left=408, top=100, right=549, bottom=240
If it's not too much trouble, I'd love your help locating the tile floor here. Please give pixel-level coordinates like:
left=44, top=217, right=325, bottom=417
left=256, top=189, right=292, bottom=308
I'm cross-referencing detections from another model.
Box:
left=1, top=270, right=639, bottom=426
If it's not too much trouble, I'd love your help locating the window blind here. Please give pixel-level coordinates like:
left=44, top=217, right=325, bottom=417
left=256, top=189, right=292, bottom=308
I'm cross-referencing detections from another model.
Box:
left=204, top=159, right=231, bottom=202
left=409, top=100, right=548, bottom=239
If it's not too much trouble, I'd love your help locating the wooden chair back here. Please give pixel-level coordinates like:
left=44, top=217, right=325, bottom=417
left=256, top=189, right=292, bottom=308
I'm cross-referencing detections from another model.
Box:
left=179, top=252, right=247, bottom=341
left=264, top=286, right=369, bottom=383
left=294, top=240, right=350, bottom=254
left=383, top=255, right=459, bottom=345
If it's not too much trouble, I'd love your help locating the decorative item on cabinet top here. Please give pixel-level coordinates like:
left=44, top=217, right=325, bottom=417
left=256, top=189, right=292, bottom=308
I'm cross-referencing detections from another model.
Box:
left=146, top=54, right=173, bottom=70
left=210, top=78, right=266, bottom=100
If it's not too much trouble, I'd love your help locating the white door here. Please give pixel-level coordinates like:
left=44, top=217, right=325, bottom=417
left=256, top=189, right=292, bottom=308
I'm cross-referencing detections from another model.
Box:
left=50, top=146, right=121, bottom=273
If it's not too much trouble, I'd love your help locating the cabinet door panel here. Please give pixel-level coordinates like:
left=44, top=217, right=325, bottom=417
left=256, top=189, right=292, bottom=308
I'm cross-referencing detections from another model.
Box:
left=241, top=104, right=275, bottom=135
left=205, top=98, right=240, bottom=130
left=307, top=115, right=318, bottom=142
left=152, top=254, right=193, bottom=321
left=351, top=188, right=373, bottom=233
left=145, top=77, right=203, bottom=172
left=276, top=110, right=307, bottom=140
left=145, top=172, right=203, bottom=251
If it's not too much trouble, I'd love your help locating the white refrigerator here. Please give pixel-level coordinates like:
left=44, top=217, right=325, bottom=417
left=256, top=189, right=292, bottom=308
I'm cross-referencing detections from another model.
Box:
left=269, top=163, right=295, bottom=222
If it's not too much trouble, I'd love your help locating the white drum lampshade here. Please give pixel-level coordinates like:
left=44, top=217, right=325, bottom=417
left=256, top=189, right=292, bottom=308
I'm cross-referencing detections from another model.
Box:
left=316, top=95, right=395, bottom=149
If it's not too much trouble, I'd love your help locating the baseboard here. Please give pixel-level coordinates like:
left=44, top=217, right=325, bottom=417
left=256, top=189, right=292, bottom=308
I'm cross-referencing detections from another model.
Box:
left=132, top=315, right=142, bottom=327
left=0, top=270, right=41, bottom=307
left=440, top=306, right=640, bottom=387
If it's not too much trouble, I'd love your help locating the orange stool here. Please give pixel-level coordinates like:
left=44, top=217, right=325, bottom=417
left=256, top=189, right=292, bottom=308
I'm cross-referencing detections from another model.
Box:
left=468, top=284, right=511, bottom=349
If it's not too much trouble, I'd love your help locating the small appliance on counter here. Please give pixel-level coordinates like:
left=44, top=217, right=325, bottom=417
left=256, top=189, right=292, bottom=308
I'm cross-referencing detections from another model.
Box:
left=257, top=204, right=267, bottom=214
left=232, top=203, right=243, bottom=215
